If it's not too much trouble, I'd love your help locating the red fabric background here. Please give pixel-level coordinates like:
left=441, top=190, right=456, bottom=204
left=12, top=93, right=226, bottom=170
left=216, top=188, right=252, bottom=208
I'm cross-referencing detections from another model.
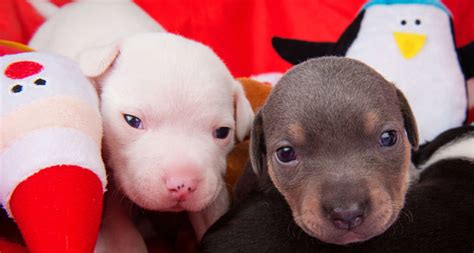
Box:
left=1, top=0, right=473, bottom=77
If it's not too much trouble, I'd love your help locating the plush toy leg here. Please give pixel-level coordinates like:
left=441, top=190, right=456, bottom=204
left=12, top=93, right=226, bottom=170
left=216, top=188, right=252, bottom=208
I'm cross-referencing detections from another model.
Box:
left=9, top=165, right=103, bottom=253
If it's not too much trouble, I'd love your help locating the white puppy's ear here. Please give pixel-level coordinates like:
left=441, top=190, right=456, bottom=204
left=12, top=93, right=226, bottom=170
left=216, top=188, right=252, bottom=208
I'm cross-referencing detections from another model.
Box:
left=233, top=81, right=254, bottom=142
left=78, top=42, right=120, bottom=78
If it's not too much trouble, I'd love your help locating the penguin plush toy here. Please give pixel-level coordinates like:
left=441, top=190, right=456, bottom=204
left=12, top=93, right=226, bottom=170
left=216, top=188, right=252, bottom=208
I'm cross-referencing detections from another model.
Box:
left=273, top=0, right=474, bottom=144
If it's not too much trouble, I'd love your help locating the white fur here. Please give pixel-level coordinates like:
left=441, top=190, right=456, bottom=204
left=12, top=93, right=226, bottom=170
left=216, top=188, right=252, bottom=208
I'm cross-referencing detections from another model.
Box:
left=94, top=193, right=148, bottom=253
left=250, top=72, right=283, bottom=85
left=78, top=33, right=253, bottom=249
left=346, top=5, right=467, bottom=143
left=188, top=186, right=230, bottom=240
left=81, top=33, right=253, bottom=244
left=28, top=0, right=59, bottom=18
left=28, top=0, right=165, bottom=60
left=468, top=78, right=474, bottom=109
left=0, top=128, right=106, bottom=214
left=233, top=80, right=255, bottom=141
left=419, top=134, right=474, bottom=170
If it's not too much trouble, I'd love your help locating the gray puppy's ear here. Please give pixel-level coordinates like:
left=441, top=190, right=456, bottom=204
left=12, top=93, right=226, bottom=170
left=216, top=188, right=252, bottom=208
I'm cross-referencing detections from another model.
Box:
left=396, top=89, right=419, bottom=150
left=249, top=111, right=266, bottom=175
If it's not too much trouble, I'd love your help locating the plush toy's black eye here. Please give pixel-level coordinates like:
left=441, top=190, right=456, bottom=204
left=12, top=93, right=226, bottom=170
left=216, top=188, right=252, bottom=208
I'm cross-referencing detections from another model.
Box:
left=124, top=114, right=143, bottom=129
left=34, top=78, right=46, bottom=86
left=415, top=19, right=421, bottom=25
left=214, top=127, right=230, bottom=139
left=276, top=146, right=297, bottom=163
left=380, top=130, right=397, bottom=147
left=11, top=84, right=23, bottom=93
left=401, top=20, right=407, bottom=25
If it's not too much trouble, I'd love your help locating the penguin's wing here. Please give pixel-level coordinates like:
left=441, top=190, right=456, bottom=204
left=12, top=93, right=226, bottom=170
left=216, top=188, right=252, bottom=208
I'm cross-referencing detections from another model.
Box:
left=457, top=42, right=474, bottom=79
left=272, top=37, right=335, bottom=64
left=271, top=10, right=365, bottom=65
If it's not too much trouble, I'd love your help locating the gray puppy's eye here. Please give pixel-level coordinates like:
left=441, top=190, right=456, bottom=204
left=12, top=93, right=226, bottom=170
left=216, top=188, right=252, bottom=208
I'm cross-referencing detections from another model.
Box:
left=379, top=130, right=397, bottom=147
left=276, top=146, right=297, bottom=163
left=123, top=114, right=143, bottom=129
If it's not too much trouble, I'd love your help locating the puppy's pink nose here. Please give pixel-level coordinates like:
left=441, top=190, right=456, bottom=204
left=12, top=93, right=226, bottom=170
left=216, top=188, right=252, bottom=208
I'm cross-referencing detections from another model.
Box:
left=329, top=205, right=365, bottom=230
left=166, top=177, right=198, bottom=200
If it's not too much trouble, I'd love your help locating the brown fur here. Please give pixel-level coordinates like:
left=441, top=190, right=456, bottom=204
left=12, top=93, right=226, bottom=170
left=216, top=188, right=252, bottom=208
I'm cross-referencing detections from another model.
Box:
left=364, top=112, right=379, bottom=135
left=288, top=122, right=306, bottom=145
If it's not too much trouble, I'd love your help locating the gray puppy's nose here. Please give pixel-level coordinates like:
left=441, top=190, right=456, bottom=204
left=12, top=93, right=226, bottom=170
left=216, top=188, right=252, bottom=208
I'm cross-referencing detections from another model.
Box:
left=328, top=204, right=366, bottom=230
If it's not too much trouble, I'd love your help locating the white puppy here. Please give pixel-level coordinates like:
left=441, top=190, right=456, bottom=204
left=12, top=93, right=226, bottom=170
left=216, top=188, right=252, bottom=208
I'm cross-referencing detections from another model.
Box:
left=28, top=0, right=165, bottom=59
left=28, top=1, right=254, bottom=252
left=81, top=33, right=253, bottom=250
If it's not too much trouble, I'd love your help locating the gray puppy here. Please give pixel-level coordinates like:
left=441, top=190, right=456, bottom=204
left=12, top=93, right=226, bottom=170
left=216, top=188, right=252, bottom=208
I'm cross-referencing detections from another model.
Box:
left=243, top=57, right=419, bottom=245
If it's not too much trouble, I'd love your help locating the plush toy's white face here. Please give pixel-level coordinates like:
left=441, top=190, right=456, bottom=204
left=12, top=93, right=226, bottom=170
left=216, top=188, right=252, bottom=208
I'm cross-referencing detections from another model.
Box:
left=1, top=59, right=47, bottom=115
left=95, top=34, right=253, bottom=212
left=346, top=4, right=467, bottom=143
left=1, top=54, right=98, bottom=117
left=0, top=53, right=105, bottom=210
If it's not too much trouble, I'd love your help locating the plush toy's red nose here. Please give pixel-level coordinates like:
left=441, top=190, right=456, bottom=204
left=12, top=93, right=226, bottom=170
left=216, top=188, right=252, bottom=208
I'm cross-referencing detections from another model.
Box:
left=4, top=61, right=43, bottom=79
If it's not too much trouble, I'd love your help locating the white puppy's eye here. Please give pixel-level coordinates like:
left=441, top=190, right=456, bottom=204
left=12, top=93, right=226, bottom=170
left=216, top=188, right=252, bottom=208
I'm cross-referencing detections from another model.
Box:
left=214, top=127, right=230, bottom=139
left=123, top=114, right=143, bottom=129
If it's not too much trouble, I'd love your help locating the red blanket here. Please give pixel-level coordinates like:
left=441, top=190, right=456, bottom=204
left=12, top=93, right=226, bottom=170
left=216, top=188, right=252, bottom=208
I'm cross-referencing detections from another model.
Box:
left=2, top=0, right=473, bottom=77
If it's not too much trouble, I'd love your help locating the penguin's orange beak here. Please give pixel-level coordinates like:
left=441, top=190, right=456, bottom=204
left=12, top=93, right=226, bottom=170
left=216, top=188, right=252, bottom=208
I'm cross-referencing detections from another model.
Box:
left=393, top=32, right=426, bottom=59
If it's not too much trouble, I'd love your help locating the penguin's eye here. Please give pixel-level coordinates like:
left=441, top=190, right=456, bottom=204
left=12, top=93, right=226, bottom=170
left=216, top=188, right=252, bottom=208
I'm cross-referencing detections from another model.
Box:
left=400, top=20, right=407, bottom=25
left=123, top=114, right=143, bottom=129
left=415, top=19, right=421, bottom=25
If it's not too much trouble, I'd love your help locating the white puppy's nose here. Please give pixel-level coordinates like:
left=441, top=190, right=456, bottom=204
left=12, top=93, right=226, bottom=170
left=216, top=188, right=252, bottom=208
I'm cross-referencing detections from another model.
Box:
left=166, top=177, right=198, bottom=201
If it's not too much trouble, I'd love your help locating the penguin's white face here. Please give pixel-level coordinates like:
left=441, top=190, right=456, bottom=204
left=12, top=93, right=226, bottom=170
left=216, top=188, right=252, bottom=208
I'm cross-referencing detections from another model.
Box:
left=346, top=4, right=467, bottom=144
left=360, top=5, right=450, bottom=60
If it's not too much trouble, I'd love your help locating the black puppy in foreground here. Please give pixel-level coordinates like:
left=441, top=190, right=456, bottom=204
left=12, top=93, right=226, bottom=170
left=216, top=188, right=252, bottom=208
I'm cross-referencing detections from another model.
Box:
left=200, top=58, right=474, bottom=252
